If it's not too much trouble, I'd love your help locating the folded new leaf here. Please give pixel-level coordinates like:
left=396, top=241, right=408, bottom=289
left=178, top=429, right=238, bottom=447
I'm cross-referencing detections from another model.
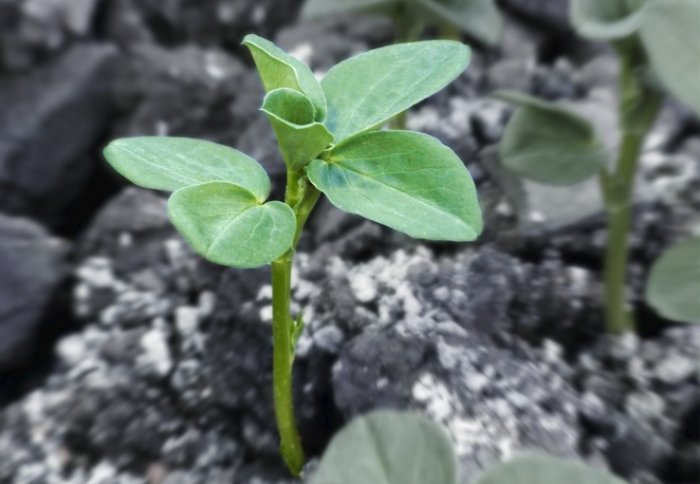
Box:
left=103, top=137, right=271, bottom=199
left=645, top=237, right=700, bottom=325
left=639, top=0, right=700, bottom=119
left=307, top=131, right=482, bottom=241
left=309, top=411, right=458, bottom=484
left=570, top=0, right=644, bottom=41
left=475, top=454, right=626, bottom=484
left=261, top=88, right=334, bottom=171
left=168, top=182, right=296, bottom=269
left=321, top=40, right=470, bottom=141
left=243, top=34, right=327, bottom=121
left=494, top=90, right=607, bottom=186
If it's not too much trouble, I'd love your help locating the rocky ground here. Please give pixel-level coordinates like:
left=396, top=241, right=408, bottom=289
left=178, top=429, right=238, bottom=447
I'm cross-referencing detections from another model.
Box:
left=0, top=0, right=698, bottom=483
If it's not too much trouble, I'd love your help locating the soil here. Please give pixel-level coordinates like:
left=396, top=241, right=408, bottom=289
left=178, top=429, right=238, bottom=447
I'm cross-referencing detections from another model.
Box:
left=0, top=1, right=698, bottom=484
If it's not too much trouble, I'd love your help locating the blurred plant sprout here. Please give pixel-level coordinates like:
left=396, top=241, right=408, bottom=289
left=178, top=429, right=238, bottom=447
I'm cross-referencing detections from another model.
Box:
left=310, top=410, right=625, bottom=484
left=495, top=0, right=700, bottom=334
left=302, top=0, right=503, bottom=46
left=102, top=35, right=482, bottom=475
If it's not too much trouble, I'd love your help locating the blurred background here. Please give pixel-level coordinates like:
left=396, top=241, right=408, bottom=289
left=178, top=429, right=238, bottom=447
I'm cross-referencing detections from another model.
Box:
left=0, top=0, right=699, bottom=483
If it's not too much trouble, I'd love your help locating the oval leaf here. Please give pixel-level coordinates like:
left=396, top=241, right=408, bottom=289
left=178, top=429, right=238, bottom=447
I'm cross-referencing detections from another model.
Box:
left=103, top=137, right=270, bottom=199
left=475, top=455, right=626, bottom=484
left=640, top=0, right=700, bottom=118
left=310, top=411, right=458, bottom=484
left=415, top=0, right=503, bottom=46
left=168, top=182, right=296, bottom=269
left=645, top=237, right=700, bottom=324
left=570, top=0, right=643, bottom=41
left=261, top=88, right=334, bottom=170
left=495, top=90, right=607, bottom=186
left=307, top=131, right=482, bottom=241
left=243, top=34, right=327, bottom=121
left=321, top=41, right=471, bottom=141
left=301, top=0, right=398, bottom=18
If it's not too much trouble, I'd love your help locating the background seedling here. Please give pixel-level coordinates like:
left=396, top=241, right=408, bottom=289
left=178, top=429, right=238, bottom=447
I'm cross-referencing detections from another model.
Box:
left=103, top=36, right=482, bottom=475
left=496, top=0, right=700, bottom=333
left=301, top=0, right=503, bottom=46
left=311, top=410, right=625, bottom=484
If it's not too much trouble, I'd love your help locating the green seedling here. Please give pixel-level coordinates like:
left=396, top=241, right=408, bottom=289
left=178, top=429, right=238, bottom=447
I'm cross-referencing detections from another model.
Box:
left=103, top=35, right=482, bottom=475
left=302, top=0, right=503, bottom=46
left=311, top=410, right=625, bottom=484
left=495, top=0, right=700, bottom=333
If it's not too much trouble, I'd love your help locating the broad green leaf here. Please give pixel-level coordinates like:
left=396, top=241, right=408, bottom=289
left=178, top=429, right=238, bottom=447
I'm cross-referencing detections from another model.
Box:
left=307, top=131, right=482, bottom=241
left=261, top=88, right=334, bottom=170
left=570, top=0, right=643, bottom=40
left=103, top=137, right=270, bottom=199
left=494, top=90, right=607, bottom=186
left=475, top=455, right=626, bottom=484
left=301, top=0, right=398, bottom=18
left=310, top=411, right=458, bottom=484
left=168, top=182, right=296, bottom=269
left=645, top=237, right=700, bottom=324
left=415, top=0, right=503, bottom=46
left=321, top=41, right=471, bottom=141
left=639, top=0, right=700, bottom=118
left=243, top=34, right=327, bottom=121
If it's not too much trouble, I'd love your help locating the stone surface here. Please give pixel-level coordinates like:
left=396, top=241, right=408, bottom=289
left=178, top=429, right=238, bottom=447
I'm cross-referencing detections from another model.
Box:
left=0, top=213, right=69, bottom=370
left=0, top=43, right=116, bottom=225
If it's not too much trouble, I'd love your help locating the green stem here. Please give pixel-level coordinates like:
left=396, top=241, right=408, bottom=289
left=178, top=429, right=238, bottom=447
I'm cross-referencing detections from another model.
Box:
left=270, top=169, right=320, bottom=475
left=601, top=50, right=661, bottom=334
left=271, top=255, right=304, bottom=475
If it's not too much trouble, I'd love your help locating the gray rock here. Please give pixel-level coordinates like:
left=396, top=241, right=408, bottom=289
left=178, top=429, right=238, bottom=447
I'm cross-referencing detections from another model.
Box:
left=0, top=43, right=116, bottom=225
left=0, top=213, right=69, bottom=370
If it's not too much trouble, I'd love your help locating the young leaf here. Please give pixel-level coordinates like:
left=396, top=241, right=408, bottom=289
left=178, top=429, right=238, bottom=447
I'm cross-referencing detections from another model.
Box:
left=168, top=182, right=296, bottom=269
left=310, top=411, right=458, bottom=484
left=261, top=88, right=334, bottom=171
left=242, top=34, right=327, bottom=121
left=639, top=0, right=700, bottom=118
left=475, top=454, right=625, bottom=484
left=307, top=130, right=482, bottom=241
left=103, top=137, right=271, bottom=199
left=301, top=0, right=398, bottom=18
left=321, top=41, right=470, bottom=141
left=494, top=90, right=607, bottom=186
left=570, top=0, right=643, bottom=41
left=645, top=237, right=700, bottom=324
left=415, top=0, right=503, bottom=46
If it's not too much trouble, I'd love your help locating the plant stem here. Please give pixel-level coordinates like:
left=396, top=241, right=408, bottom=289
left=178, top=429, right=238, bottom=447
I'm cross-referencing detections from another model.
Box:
left=601, top=48, right=661, bottom=334
left=271, top=254, right=304, bottom=475
left=270, top=169, right=320, bottom=475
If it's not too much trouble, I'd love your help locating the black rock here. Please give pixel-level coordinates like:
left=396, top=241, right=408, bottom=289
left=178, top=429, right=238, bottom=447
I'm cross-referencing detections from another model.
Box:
left=0, top=213, right=69, bottom=370
left=0, top=43, right=116, bottom=226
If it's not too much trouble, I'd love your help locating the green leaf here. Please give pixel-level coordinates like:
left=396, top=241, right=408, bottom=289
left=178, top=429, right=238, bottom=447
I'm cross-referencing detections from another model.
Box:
left=321, top=41, right=471, bottom=141
left=103, top=137, right=270, bottom=199
left=475, top=455, right=626, bottom=484
left=307, top=130, right=482, bottom=241
left=645, top=237, right=700, bottom=324
left=310, top=410, right=459, bottom=484
left=639, top=0, right=700, bottom=118
left=301, top=0, right=398, bottom=18
left=570, top=0, right=643, bottom=40
left=494, top=90, right=607, bottom=186
left=261, top=88, right=334, bottom=170
left=242, top=34, right=327, bottom=121
left=415, top=0, right=503, bottom=46
left=168, top=182, right=296, bottom=269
